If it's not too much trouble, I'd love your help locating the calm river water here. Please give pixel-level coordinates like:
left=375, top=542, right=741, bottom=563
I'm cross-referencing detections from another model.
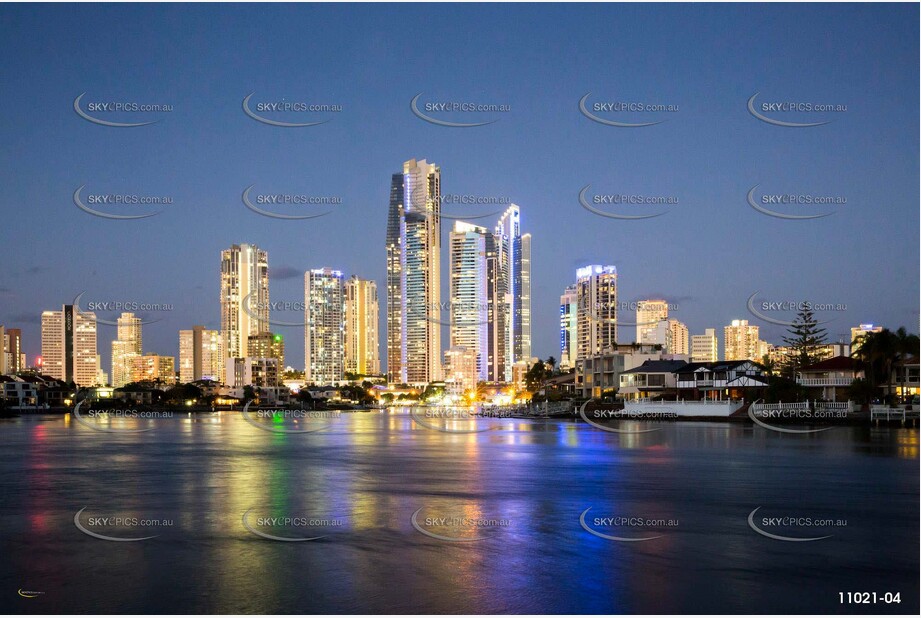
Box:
left=0, top=409, right=917, bottom=614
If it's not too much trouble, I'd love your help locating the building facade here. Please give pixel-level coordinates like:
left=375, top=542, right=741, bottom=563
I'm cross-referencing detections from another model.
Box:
left=690, top=328, right=719, bottom=362
left=723, top=319, right=761, bottom=361
left=635, top=300, right=669, bottom=345
left=344, top=276, right=380, bottom=376
left=385, top=159, right=442, bottom=385
left=220, top=243, right=269, bottom=361
left=450, top=222, right=490, bottom=381
left=179, top=326, right=224, bottom=384
left=576, top=265, right=618, bottom=361
left=41, top=305, right=98, bottom=386
left=305, top=268, right=345, bottom=385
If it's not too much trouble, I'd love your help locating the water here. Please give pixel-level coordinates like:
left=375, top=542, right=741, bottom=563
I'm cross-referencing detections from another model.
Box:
left=1, top=409, right=917, bottom=614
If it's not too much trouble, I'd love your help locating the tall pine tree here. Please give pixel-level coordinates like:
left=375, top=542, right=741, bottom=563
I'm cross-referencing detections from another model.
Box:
left=781, top=305, right=827, bottom=379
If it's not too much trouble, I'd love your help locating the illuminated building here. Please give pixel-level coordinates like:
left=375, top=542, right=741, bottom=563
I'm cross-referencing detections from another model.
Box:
left=723, top=319, right=761, bottom=361
left=443, top=346, right=478, bottom=396
left=131, top=354, right=176, bottom=385
left=305, top=267, right=345, bottom=385
left=575, top=265, right=618, bottom=360
left=495, top=205, right=530, bottom=378
left=2, top=327, right=22, bottom=374
left=179, top=326, right=224, bottom=383
left=690, top=329, right=718, bottom=362
left=386, top=158, right=442, bottom=385
left=111, top=312, right=143, bottom=388
left=635, top=300, right=669, bottom=345
left=559, top=285, right=578, bottom=371
left=344, top=276, right=380, bottom=375
left=220, top=243, right=269, bottom=361
left=41, top=305, right=97, bottom=386
left=851, top=323, right=883, bottom=347
left=450, top=222, right=490, bottom=381
left=226, top=357, right=280, bottom=388
left=248, top=332, right=285, bottom=368
left=111, top=340, right=139, bottom=387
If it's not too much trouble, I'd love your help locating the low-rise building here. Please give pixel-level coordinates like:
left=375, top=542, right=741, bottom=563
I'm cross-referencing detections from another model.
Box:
left=796, top=356, right=863, bottom=402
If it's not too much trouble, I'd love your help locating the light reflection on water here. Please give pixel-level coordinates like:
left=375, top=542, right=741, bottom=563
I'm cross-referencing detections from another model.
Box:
left=0, top=408, right=917, bottom=614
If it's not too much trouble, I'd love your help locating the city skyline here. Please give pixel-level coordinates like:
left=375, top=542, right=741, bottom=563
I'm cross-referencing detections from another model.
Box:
left=0, top=4, right=917, bottom=374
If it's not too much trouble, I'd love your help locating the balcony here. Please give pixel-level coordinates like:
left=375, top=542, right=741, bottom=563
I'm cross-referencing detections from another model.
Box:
left=797, top=377, right=854, bottom=387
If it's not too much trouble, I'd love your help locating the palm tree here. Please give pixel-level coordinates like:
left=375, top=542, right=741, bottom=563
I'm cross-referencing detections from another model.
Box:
left=853, top=328, right=920, bottom=403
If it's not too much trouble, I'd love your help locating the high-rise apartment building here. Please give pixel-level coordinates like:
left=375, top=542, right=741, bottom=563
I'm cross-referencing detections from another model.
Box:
left=496, top=205, right=531, bottom=378
left=575, top=265, right=618, bottom=360
left=344, top=276, right=380, bottom=376
left=559, top=285, right=578, bottom=370
left=248, top=332, right=285, bottom=368
left=2, top=327, right=22, bottom=374
left=179, top=326, right=224, bottom=383
left=111, top=312, right=143, bottom=388
left=724, top=319, right=761, bottom=361
left=690, top=328, right=719, bottom=362
left=221, top=243, right=269, bottom=361
left=131, top=354, right=176, bottom=385
left=386, top=158, right=442, bottom=385
left=449, top=222, right=490, bottom=381
left=41, top=305, right=97, bottom=386
left=668, top=319, right=689, bottom=355
left=851, top=324, right=883, bottom=347
left=305, top=268, right=345, bottom=385
left=636, top=300, right=669, bottom=345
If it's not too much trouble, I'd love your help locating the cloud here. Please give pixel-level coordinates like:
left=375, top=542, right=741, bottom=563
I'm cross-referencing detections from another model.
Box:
left=271, top=265, right=302, bottom=280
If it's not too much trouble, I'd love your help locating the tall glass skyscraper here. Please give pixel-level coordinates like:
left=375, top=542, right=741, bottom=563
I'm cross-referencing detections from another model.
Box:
left=495, top=204, right=531, bottom=381
left=449, top=222, right=490, bottom=381
left=220, top=243, right=269, bottom=362
left=386, top=158, right=442, bottom=385
left=305, top=268, right=345, bottom=384
left=575, top=265, right=618, bottom=360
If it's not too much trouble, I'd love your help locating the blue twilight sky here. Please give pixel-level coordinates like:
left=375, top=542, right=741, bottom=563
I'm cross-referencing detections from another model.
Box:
left=0, top=3, right=918, bottom=372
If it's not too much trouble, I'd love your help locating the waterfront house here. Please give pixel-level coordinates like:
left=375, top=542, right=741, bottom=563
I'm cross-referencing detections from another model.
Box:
left=796, top=355, right=863, bottom=402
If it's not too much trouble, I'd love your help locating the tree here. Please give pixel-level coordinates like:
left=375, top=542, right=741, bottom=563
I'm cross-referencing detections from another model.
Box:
left=781, top=306, right=827, bottom=379
left=853, top=327, right=920, bottom=403
left=524, top=360, right=552, bottom=392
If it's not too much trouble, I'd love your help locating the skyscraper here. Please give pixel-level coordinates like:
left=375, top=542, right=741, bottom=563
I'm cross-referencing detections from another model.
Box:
left=386, top=158, right=442, bottom=385
left=559, top=285, right=578, bottom=370
left=2, top=327, right=22, bottom=374
left=485, top=228, right=508, bottom=382
left=179, top=326, right=224, bottom=383
left=305, top=268, right=345, bottom=385
left=117, top=312, right=142, bottom=352
left=724, top=319, right=761, bottom=361
left=449, top=222, right=490, bottom=381
left=496, top=204, right=530, bottom=380
left=344, top=276, right=380, bottom=376
left=575, top=265, right=618, bottom=360
left=112, top=312, right=142, bottom=387
left=636, top=300, right=669, bottom=344
left=691, top=328, right=719, bottom=362
left=248, top=332, right=285, bottom=368
left=221, top=243, right=269, bottom=362
left=41, top=305, right=97, bottom=386
left=519, top=232, right=532, bottom=361
left=668, top=319, right=690, bottom=355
